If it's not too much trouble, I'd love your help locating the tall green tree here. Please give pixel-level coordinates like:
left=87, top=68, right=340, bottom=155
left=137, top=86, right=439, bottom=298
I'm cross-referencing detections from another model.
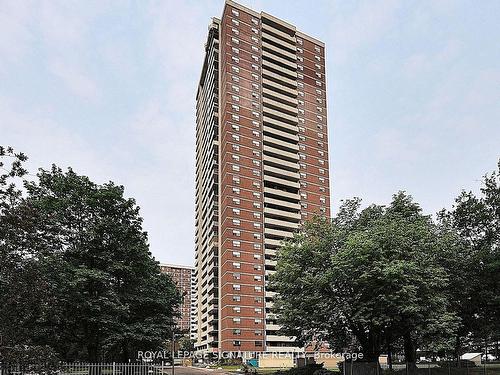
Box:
left=438, top=161, right=500, bottom=357
left=271, top=192, right=458, bottom=365
left=0, top=154, right=181, bottom=362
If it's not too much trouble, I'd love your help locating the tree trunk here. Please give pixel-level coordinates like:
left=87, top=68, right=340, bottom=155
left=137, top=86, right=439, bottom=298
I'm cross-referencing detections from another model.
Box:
left=403, top=332, right=417, bottom=372
left=386, top=330, right=393, bottom=370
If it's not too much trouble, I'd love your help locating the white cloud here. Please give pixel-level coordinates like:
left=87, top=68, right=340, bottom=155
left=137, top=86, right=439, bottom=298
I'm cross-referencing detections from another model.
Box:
left=329, top=0, right=400, bottom=64
left=0, top=1, right=33, bottom=72
left=49, top=60, right=100, bottom=100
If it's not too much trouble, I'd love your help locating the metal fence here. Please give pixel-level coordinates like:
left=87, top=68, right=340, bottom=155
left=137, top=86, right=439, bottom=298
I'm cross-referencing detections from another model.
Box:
left=0, top=362, right=170, bottom=375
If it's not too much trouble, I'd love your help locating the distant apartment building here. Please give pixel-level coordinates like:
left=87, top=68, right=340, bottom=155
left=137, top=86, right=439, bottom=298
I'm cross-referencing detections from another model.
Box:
left=194, top=0, right=330, bottom=354
left=160, top=264, right=196, bottom=336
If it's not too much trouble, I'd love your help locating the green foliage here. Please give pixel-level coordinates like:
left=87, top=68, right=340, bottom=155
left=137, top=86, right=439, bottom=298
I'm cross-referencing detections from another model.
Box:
left=0, top=149, right=181, bottom=362
left=437, top=161, right=500, bottom=353
left=272, top=192, right=459, bottom=362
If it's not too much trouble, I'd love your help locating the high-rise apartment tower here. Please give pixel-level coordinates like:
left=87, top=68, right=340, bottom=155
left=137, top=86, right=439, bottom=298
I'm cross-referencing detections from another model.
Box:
left=160, top=264, right=196, bottom=336
left=194, top=0, right=330, bottom=354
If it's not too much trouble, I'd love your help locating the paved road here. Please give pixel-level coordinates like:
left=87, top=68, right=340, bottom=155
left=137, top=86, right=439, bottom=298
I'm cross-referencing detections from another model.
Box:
left=161, top=367, right=230, bottom=375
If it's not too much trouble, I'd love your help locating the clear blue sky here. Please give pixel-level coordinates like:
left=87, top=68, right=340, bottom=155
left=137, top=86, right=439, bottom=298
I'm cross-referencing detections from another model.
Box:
left=1, top=0, right=499, bottom=266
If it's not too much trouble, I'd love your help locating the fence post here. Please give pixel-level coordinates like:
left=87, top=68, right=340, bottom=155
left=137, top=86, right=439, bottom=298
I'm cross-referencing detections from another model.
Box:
left=113, top=362, right=116, bottom=375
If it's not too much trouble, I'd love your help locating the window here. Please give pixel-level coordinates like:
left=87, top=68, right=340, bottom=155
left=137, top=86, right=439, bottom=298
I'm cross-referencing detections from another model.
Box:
left=232, top=165, right=240, bottom=172
left=232, top=144, right=240, bottom=151
left=231, top=154, right=239, bottom=161
left=252, top=18, right=258, bottom=25
left=232, top=19, right=239, bottom=26
left=232, top=189, right=240, bottom=195
left=315, top=45, right=321, bottom=52
left=232, top=207, right=240, bottom=214
left=233, top=295, right=241, bottom=302
left=255, top=296, right=262, bottom=303
left=232, top=240, right=241, bottom=247
left=232, top=218, right=241, bottom=225
left=252, top=140, right=260, bottom=146
left=232, top=95, right=239, bottom=102
left=233, top=317, right=241, bottom=323
left=296, top=37, right=303, bottom=45
left=315, top=55, right=321, bottom=61
left=253, top=202, right=261, bottom=208
left=232, top=176, right=240, bottom=184
left=254, top=318, right=262, bottom=323
left=232, top=134, right=239, bottom=142
left=232, top=76, right=239, bottom=82
left=232, top=251, right=241, bottom=258
left=232, top=47, right=239, bottom=54
left=232, top=9, right=239, bottom=16
left=232, top=56, right=239, bottom=63
left=255, top=341, right=263, bottom=347
left=252, top=159, right=260, bottom=165
left=255, top=307, right=262, bottom=313
left=253, top=254, right=261, bottom=259
left=233, top=329, right=241, bottom=335
left=252, top=170, right=260, bottom=177
left=233, top=284, right=241, bottom=291
left=253, top=222, right=261, bottom=228
left=232, top=114, right=240, bottom=121
left=233, top=340, right=241, bottom=346
left=232, top=198, right=240, bottom=205
left=232, top=229, right=241, bottom=237
left=255, top=330, right=262, bottom=336
left=233, top=273, right=241, bottom=280
left=232, top=85, right=239, bottom=92
left=233, top=262, right=241, bottom=269
left=231, top=28, right=239, bottom=35
left=231, top=66, right=239, bottom=74
left=253, top=243, right=261, bottom=249
left=232, top=104, right=239, bottom=111
left=233, top=306, right=241, bottom=313
left=252, top=45, right=258, bottom=52
left=252, top=27, right=258, bottom=34
left=253, top=181, right=260, bottom=188
left=254, top=275, right=262, bottom=281
left=254, top=263, right=261, bottom=269
left=251, top=36, right=258, bottom=43
left=231, top=37, right=239, bottom=44
left=255, top=286, right=262, bottom=292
